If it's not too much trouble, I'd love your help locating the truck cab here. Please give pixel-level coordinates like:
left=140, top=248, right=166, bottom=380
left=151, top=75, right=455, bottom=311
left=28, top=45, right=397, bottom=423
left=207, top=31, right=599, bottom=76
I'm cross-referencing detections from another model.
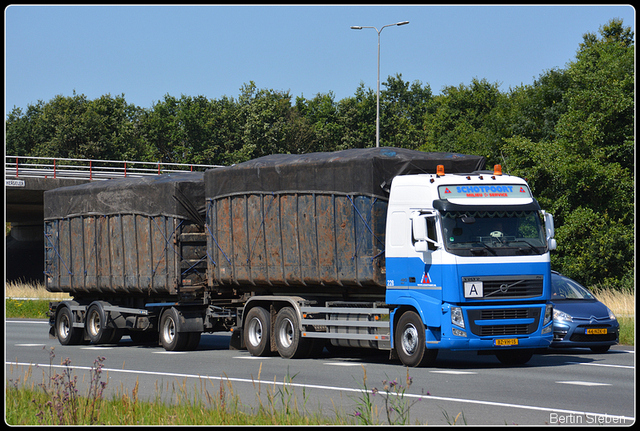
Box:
left=385, top=165, right=555, bottom=366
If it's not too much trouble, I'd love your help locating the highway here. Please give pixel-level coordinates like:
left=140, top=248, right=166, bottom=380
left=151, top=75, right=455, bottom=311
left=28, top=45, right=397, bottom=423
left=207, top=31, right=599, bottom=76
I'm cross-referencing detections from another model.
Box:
left=5, top=319, right=635, bottom=425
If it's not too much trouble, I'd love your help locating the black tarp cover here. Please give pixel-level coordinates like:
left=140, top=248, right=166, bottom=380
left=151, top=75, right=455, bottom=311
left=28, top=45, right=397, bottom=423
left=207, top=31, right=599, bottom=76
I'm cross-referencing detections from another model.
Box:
left=205, top=147, right=485, bottom=199
left=44, top=172, right=205, bottom=221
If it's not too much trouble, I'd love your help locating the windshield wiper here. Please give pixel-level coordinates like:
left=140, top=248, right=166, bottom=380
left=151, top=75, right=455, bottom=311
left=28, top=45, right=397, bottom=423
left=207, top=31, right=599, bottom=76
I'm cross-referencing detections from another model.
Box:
left=509, top=239, right=541, bottom=254
left=469, top=242, right=496, bottom=255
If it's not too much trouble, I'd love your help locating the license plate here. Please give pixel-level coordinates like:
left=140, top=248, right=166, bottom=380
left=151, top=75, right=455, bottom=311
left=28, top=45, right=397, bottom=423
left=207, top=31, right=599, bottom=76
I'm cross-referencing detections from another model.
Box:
left=586, top=328, right=607, bottom=335
left=494, top=338, right=519, bottom=346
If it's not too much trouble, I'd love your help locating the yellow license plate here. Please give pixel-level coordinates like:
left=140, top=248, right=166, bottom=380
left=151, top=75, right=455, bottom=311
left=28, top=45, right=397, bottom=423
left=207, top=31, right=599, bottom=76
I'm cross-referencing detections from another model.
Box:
left=586, top=328, right=607, bottom=335
left=494, top=338, right=519, bottom=346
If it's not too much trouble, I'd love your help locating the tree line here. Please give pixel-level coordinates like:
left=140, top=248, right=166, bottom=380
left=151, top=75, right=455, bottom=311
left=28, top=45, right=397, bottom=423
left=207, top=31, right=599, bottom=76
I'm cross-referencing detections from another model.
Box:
left=6, top=19, right=634, bottom=290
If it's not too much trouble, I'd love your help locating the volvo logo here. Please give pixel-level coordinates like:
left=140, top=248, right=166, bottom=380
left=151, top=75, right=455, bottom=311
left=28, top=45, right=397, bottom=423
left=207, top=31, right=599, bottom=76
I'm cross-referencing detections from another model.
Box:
left=486, top=279, right=524, bottom=296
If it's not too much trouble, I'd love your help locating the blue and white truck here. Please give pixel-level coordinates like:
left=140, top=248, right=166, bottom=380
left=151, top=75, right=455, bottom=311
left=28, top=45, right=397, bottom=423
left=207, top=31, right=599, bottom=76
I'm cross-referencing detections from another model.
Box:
left=47, top=147, right=555, bottom=366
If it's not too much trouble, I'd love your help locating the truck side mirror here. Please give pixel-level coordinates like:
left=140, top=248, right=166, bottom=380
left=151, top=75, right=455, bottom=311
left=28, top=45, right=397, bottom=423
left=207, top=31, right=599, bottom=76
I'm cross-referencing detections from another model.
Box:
left=542, top=211, right=556, bottom=250
left=412, top=216, right=428, bottom=241
left=411, top=213, right=439, bottom=252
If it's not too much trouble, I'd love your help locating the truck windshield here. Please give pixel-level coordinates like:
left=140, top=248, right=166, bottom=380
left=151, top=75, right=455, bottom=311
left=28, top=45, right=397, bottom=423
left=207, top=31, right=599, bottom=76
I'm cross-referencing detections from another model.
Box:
left=441, top=210, right=547, bottom=256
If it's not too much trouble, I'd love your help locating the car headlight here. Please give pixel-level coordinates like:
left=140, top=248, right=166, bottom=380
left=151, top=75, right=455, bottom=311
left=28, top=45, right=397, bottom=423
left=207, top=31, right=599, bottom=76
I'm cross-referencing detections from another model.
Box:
left=451, top=307, right=465, bottom=329
left=606, top=307, right=617, bottom=321
left=553, top=308, right=573, bottom=322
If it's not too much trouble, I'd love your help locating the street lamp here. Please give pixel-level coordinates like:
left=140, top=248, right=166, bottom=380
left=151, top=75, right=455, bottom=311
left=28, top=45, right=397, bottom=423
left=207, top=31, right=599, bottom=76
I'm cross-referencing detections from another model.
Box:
left=351, top=21, right=409, bottom=148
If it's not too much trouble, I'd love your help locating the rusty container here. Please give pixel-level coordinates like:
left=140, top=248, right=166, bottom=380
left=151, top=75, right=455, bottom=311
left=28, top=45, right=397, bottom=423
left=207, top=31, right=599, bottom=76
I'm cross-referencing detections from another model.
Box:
left=204, top=147, right=485, bottom=298
left=44, top=173, right=207, bottom=297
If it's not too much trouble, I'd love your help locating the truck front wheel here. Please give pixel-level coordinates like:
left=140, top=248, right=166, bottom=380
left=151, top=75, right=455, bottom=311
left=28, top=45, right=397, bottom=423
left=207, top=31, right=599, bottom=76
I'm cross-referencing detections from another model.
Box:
left=395, top=311, right=438, bottom=367
left=275, top=307, right=310, bottom=359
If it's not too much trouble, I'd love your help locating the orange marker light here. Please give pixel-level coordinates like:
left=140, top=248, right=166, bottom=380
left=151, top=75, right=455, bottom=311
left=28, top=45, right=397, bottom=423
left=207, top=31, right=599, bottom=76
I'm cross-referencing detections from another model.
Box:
left=437, top=165, right=445, bottom=176
left=494, top=164, right=503, bottom=176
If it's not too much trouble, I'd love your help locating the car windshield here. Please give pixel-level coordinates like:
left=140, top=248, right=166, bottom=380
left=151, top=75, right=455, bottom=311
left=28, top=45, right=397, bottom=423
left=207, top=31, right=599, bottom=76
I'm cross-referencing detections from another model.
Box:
left=551, top=274, right=596, bottom=300
left=441, top=210, right=546, bottom=256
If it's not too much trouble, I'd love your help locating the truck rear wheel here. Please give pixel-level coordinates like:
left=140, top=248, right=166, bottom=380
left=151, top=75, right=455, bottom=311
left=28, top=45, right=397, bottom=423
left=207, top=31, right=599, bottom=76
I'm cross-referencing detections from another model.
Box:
left=275, top=307, right=310, bottom=359
left=395, top=311, right=438, bottom=367
left=56, top=306, right=83, bottom=345
left=159, top=308, right=189, bottom=351
left=244, top=306, right=271, bottom=357
left=86, top=302, right=116, bottom=344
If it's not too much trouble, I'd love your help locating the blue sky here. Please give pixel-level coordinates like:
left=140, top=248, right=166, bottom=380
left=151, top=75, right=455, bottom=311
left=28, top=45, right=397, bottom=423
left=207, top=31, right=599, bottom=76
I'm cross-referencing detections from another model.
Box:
left=4, top=5, right=635, bottom=113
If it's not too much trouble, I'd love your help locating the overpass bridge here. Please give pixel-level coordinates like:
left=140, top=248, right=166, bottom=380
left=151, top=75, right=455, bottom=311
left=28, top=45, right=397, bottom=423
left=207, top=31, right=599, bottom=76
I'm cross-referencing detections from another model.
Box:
left=5, top=156, right=222, bottom=282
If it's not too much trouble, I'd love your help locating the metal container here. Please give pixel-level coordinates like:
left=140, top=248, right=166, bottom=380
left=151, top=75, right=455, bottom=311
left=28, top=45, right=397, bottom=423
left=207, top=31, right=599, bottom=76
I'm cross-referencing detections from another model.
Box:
left=206, top=192, right=387, bottom=297
left=44, top=173, right=207, bottom=297
left=44, top=215, right=205, bottom=296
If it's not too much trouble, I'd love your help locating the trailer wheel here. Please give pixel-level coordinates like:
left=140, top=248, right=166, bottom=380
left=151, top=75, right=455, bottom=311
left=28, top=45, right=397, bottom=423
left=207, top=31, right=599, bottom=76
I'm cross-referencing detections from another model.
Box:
left=244, top=306, right=271, bottom=357
left=56, top=306, right=83, bottom=345
left=86, top=302, right=116, bottom=344
left=159, top=308, right=189, bottom=351
left=395, top=311, right=438, bottom=367
left=275, top=307, right=310, bottom=359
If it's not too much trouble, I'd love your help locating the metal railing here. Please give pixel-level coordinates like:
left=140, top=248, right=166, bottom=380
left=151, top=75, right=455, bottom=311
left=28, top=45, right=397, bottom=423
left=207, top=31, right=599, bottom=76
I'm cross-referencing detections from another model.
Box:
left=5, top=156, right=223, bottom=181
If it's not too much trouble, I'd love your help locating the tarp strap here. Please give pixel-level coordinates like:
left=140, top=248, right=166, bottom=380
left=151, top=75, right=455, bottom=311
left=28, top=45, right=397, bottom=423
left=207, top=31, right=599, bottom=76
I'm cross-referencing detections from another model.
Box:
left=44, top=227, right=73, bottom=275
left=205, top=203, right=232, bottom=266
left=347, top=195, right=385, bottom=262
left=247, top=193, right=276, bottom=264
left=151, top=217, right=183, bottom=275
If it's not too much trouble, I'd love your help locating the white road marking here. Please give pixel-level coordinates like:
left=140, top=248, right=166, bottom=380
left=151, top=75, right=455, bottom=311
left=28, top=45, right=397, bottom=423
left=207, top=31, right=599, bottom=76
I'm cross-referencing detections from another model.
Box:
left=7, top=360, right=633, bottom=423
left=15, top=343, right=46, bottom=347
left=567, top=361, right=634, bottom=370
left=430, top=370, right=477, bottom=375
left=81, top=346, right=114, bottom=350
left=556, top=381, right=612, bottom=387
left=152, top=351, right=188, bottom=354
left=234, top=356, right=270, bottom=360
left=323, top=362, right=365, bottom=367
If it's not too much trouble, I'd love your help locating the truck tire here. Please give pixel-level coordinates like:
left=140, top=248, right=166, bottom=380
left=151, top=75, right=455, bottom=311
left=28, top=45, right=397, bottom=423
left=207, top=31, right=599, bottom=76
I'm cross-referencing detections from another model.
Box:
left=159, top=308, right=188, bottom=351
left=244, top=306, right=271, bottom=357
left=86, top=302, right=116, bottom=344
left=274, top=307, right=310, bottom=359
left=56, top=306, right=84, bottom=345
left=395, top=311, right=438, bottom=367
left=185, top=332, right=201, bottom=351
left=495, top=349, right=533, bottom=366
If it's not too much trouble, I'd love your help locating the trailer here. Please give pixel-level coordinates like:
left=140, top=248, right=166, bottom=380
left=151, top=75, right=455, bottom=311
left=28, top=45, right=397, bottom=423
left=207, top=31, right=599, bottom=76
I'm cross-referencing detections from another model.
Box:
left=46, top=147, right=555, bottom=366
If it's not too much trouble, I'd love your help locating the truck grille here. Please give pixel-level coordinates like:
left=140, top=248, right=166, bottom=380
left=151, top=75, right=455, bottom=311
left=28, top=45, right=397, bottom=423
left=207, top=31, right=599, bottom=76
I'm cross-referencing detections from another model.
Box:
left=462, top=275, right=544, bottom=299
left=467, top=307, right=541, bottom=337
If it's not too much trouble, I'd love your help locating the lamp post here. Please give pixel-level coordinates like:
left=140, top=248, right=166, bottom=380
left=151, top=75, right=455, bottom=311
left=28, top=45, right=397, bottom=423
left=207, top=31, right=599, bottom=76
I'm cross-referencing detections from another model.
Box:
left=350, top=21, right=409, bottom=148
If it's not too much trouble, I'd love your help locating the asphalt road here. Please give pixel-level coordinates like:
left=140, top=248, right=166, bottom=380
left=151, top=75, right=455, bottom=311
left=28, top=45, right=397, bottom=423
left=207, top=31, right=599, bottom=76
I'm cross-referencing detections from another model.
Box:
left=5, top=319, right=635, bottom=425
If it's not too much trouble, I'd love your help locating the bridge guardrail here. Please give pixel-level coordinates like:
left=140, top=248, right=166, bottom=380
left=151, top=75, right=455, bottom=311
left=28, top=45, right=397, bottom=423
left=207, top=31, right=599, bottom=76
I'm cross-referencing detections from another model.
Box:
left=5, top=156, right=223, bottom=181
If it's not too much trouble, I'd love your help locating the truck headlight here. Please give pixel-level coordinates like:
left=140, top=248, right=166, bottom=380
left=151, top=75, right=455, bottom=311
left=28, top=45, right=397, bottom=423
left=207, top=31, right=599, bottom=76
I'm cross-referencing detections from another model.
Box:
left=451, top=307, right=465, bottom=329
left=543, top=304, right=553, bottom=325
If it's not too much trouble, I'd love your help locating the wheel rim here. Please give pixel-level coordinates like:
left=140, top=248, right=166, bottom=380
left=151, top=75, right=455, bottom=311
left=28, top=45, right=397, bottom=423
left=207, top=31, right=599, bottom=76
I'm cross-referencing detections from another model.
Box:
left=278, top=317, right=294, bottom=349
left=162, top=316, right=176, bottom=344
left=247, top=317, right=264, bottom=347
left=88, top=310, right=101, bottom=337
left=59, top=313, right=71, bottom=339
left=401, top=323, right=419, bottom=355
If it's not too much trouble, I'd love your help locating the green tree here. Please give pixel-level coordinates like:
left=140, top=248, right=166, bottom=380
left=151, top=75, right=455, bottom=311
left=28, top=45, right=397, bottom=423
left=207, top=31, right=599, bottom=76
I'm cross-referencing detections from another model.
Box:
left=502, top=19, right=634, bottom=289
left=6, top=92, right=145, bottom=161
left=420, top=78, right=508, bottom=164
left=380, top=73, right=432, bottom=149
